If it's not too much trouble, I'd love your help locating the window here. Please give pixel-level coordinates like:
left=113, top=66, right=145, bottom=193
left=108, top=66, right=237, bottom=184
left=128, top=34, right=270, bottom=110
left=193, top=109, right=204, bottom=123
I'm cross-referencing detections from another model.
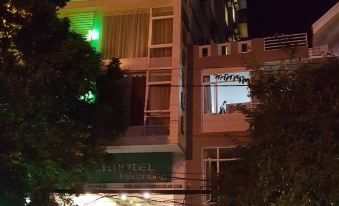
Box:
left=102, top=12, right=149, bottom=59
left=238, top=23, right=249, bottom=39
left=152, top=18, right=173, bottom=45
left=202, top=48, right=208, bottom=57
left=150, top=48, right=172, bottom=58
left=149, top=7, right=173, bottom=58
left=221, top=46, right=227, bottom=55
left=238, top=41, right=251, bottom=53
left=239, top=0, right=247, bottom=9
left=203, top=71, right=250, bottom=114
left=121, top=74, right=146, bottom=126
left=218, top=44, right=230, bottom=56
left=145, top=83, right=171, bottom=135
left=203, top=147, right=241, bottom=202
left=241, top=43, right=248, bottom=53
left=147, top=84, right=171, bottom=110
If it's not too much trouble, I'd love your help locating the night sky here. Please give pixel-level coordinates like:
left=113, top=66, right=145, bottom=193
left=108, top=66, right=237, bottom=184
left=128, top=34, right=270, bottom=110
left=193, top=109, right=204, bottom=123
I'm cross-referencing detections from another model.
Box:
left=247, top=0, right=338, bottom=40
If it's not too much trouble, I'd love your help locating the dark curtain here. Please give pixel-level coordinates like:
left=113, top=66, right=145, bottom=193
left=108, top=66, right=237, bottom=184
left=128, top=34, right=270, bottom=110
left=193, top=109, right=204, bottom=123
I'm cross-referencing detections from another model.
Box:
left=129, top=76, right=146, bottom=125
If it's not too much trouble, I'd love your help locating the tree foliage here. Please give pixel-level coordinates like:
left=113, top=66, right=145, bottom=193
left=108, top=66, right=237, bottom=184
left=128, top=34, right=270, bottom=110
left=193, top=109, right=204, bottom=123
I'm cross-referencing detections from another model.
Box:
left=217, top=58, right=339, bottom=206
left=248, top=58, right=339, bottom=205
left=0, top=0, right=125, bottom=205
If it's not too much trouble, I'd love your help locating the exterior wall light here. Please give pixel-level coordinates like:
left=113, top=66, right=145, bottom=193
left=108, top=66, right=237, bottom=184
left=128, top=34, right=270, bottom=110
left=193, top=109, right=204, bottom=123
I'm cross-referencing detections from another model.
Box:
left=143, top=192, right=150, bottom=199
left=86, top=29, right=99, bottom=41
left=120, top=194, right=127, bottom=201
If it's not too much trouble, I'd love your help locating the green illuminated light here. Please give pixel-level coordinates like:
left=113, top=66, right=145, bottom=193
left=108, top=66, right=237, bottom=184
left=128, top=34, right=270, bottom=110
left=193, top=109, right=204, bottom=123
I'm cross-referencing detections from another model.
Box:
left=86, top=29, right=99, bottom=41
left=67, top=11, right=102, bottom=51
left=79, top=90, right=96, bottom=104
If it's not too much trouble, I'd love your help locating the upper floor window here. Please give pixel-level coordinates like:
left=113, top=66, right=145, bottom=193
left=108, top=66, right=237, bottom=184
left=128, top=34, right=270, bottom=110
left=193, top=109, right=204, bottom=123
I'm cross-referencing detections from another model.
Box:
left=221, top=46, right=228, bottom=55
left=203, top=71, right=250, bottom=114
left=202, top=48, right=208, bottom=57
left=238, top=40, right=251, bottom=53
left=200, top=46, right=211, bottom=57
left=150, top=7, right=174, bottom=58
left=102, top=12, right=149, bottom=59
left=241, top=43, right=248, bottom=53
left=151, top=18, right=173, bottom=45
left=203, top=147, right=242, bottom=202
left=218, top=43, right=231, bottom=56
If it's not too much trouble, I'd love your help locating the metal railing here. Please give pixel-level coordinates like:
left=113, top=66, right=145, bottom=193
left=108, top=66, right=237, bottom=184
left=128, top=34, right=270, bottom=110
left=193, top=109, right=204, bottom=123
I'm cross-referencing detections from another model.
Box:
left=264, top=33, right=308, bottom=51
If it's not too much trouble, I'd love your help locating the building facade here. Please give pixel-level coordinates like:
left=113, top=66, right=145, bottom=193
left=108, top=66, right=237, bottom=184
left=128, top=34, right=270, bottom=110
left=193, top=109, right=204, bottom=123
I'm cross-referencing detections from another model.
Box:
left=185, top=32, right=310, bottom=205
left=58, top=0, right=338, bottom=206
left=311, top=1, right=339, bottom=56
left=59, top=0, right=239, bottom=205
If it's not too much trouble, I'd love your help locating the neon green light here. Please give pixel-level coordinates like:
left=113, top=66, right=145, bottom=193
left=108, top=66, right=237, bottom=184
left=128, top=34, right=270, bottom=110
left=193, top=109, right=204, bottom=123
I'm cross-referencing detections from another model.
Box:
left=66, top=11, right=102, bottom=51
left=91, top=13, right=102, bottom=52
left=79, top=90, right=96, bottom=104
left=86, top=29, right=99, bottom=41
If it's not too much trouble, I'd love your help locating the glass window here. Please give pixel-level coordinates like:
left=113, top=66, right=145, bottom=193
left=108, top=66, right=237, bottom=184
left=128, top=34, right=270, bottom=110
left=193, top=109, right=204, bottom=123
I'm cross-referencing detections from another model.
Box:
left=241, top=43, right=248, bottom=53
left=152, top=18, right=173, bottom=45
left=204, top=148, right=217, bottom=159
left=102, top=13, right=149, bottom=59
left=203, top=72, right=250, bottom=114
left=202, top=48, right=208, bottom=57
left=147, top=84, right=171, bottom=110
left=203, top=84, right=216, bottom=114
left=221, top=45, right=228, bottom=55
left=203, top=147, right=241, bottom=202
left=150, top=47, right=172, bottom=57
left=239, top=0, right=247, bottom=9
left=126, top=75, right=146, bottom=126
left=219, top=148, right=236, bottom=159
left=145, top=112, right=170, bottom=135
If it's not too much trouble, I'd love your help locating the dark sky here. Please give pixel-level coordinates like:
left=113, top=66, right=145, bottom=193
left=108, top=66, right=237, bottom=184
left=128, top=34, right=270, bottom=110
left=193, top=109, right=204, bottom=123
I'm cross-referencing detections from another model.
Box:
left=247, top=0, right=338, bottom=39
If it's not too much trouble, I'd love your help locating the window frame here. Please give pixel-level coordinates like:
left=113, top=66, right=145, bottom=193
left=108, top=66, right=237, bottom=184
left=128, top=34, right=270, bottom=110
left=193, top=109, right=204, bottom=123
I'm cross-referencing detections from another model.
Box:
left=218, top=43, right=231, bottom=56
left=199, top=45, right=211, bottom=57
left=202, top=70, right=251, bottom=115
left=237, top=40, right=252, bottom=54
left=148, top=7, right=174, bottom=58
left=202, top=146, right=241, bottom=202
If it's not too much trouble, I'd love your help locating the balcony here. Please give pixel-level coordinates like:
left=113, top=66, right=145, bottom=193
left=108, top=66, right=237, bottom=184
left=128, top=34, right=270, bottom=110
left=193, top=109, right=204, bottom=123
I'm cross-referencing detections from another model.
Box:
left=202, top=102, right=257, bottom=133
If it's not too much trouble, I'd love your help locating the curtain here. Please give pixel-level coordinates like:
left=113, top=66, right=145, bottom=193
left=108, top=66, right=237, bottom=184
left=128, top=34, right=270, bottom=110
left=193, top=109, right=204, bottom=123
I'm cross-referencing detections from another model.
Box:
left=129, top=76, right=146, bottom=126
left=152, top=18, right=173, bottom=44
left=103, top=13, right=149, bottom=59
left=150, top=47, right=172, bottom=57
left=150, top=18, right=173, bottom=57
left=203, top=76, right=212, bottom=114
left=147, top=85, right=171, bottom=110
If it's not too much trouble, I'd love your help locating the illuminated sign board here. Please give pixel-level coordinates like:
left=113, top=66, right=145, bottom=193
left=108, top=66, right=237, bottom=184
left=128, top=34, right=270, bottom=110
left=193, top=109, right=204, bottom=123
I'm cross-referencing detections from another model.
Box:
left=88, top=153, right=172, bottom=183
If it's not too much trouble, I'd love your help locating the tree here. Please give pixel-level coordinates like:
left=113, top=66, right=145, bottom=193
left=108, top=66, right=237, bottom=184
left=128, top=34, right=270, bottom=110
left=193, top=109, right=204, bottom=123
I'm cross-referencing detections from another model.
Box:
left=0, top=0, right=125, bottom=205
left=248, top=57, right=339, bottom=205
left=211, top=147, right=263, bottom=206
left=215, top=58, right=339, bottom=206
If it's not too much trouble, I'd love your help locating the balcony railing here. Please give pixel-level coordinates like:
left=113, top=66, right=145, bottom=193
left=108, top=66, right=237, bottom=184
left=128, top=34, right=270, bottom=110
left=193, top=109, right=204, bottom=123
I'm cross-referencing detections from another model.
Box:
left=264, top=33, right=308, bottom=51
left=308, top=44, right=330, bottom=58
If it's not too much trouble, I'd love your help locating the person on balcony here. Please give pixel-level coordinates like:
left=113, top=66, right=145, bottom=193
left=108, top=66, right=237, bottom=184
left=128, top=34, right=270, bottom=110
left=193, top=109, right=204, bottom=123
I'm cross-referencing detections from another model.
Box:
left=218, top=100, right=227, bottom=114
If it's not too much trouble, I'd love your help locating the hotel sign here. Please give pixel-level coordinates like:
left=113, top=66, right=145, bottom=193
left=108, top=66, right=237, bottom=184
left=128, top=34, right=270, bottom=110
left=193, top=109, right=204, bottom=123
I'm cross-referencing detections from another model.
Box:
left=88, top=153, right=172, bottom=183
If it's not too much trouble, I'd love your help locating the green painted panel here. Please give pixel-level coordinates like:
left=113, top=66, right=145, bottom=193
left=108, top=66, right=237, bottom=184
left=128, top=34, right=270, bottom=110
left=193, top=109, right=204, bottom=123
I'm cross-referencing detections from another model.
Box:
left=88, top=153, right=172, bottom=183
